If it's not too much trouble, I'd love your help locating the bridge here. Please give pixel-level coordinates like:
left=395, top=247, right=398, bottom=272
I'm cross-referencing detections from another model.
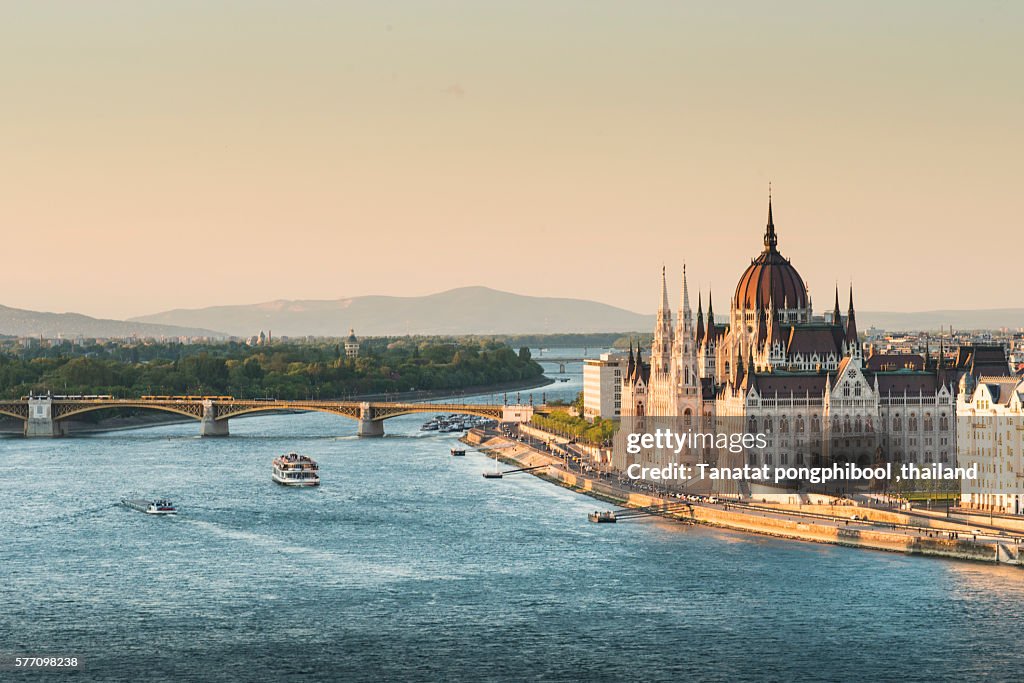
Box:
left=0, top=396, right=541, bottom=438
left=532, top=357, right=585, bottom=374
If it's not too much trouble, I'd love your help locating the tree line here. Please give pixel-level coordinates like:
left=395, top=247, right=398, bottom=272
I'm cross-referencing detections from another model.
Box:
left=0, top=338, right=544, bottom=400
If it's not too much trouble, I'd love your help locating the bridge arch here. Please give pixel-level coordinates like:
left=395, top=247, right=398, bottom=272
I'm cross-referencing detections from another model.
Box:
left=52, top=402, right=205, bottom=422
left=0, top=406, right=28, bottom=421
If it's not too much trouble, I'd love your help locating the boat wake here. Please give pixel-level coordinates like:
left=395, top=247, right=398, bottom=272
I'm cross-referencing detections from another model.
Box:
left=22, top=503, right=120, bottom=529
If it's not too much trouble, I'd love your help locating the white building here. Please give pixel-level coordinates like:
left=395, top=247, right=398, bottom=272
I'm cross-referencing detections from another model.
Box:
left=344, top=329, right=360, bottom=358
left=583, top=352, right=626, bottom=420
left=957, top=374, right=1024, bottom=515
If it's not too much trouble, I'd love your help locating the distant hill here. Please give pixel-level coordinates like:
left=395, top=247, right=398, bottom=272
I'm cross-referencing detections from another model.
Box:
left=0, top=304, right=225, bottom=339
left=859, top=309, right=1024, bottom=332
left=129, top=287, right=658, bottom=337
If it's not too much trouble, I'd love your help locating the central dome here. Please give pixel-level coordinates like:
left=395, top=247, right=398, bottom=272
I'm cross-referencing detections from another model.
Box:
left=733, top=199, right=808, bottom=311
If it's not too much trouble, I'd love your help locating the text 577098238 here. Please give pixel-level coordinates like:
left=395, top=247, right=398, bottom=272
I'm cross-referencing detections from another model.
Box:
left=1, top=656, right=83, bottom=670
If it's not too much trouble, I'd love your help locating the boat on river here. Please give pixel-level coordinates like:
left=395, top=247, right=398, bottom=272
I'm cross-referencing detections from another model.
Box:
left=121, top=497, right=177, bottom=515
left=588, top=511, right=617, bottom=523
left=272, top=452, right=321, bottom=486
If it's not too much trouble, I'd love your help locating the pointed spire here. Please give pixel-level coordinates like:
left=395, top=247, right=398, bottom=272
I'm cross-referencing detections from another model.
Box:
left=845, top=285, right=859, bottom=348
left=706, top=289, right=715, bottom=340
left=626, top=339, right=635, bottom=379
left=695, top=292, right=705, bottom=348
left=659, top=265, right=670, bottom=314
left=764, top=184, right=777, bottom=251
left=735, top=348, right=745, bottom=387
left=833, top=284, right=842, bottom=325
left=680, top=264, right=691, bottom=320
left=768, top=304, right=784, bottom=350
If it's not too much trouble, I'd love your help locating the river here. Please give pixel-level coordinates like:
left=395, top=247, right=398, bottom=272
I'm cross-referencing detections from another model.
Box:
left=2, top=350, right=1022, bottom=681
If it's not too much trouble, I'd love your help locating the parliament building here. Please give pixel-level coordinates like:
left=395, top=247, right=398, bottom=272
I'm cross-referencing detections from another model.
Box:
left=618, top=198, right=961, bottom=485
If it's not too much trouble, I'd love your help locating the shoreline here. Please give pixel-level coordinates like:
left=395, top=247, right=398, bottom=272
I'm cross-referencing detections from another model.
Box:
left=465, top=429, right=1024, bottom=567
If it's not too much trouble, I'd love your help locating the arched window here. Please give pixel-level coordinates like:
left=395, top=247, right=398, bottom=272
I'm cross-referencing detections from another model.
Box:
left=763, top=417, right=773, bottom=433
left=796, top=416, right=805, bottom=433
left=748, top=416, right=757, bottom=434
left=909, top=414, right=918, bottom=431
left=780, top=417, right=789, bottom=433
left=811, top=415, right=821, bottom=432
left=854, top=416, right=862, bottom=433
left=893, top=415, right=902, bottom=431
left=844, top=416, right=852, bottom=433
left=940, top=414, right=949, bottom=431
left=924, top=413, right=934, bottom=431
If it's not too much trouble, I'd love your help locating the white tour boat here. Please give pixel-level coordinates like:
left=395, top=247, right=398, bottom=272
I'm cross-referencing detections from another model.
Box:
left=272, top=452, right=321, bottom=486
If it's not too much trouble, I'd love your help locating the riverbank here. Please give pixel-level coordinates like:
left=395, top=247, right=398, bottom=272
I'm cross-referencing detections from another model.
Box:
left=465, top=429, right=1024, bottom=567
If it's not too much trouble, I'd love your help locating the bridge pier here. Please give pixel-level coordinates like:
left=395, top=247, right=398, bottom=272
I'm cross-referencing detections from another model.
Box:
left=357, top=419, right=384, bottom=437
left=357, top=402, right=384, bottom=437
left=200, top=401, right=229, bottom=437
left=25, top=397, right=66, bottom=437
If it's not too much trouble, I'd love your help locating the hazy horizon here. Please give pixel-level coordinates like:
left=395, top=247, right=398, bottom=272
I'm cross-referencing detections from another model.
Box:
left=2, top=2, right=1021, bottom=319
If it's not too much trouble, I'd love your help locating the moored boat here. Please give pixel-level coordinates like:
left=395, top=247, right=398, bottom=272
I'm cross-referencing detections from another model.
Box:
left=588, top=511, right=617, bottom=523
left=450, top=448, right=466, bottom=456
left=272, top=452, right=320, bottom=486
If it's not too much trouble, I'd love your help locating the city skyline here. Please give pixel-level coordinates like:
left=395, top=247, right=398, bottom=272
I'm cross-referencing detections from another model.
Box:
left=1, top=2, right=1021, bottom=319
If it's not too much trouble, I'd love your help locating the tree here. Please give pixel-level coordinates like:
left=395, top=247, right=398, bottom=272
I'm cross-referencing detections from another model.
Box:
left=518, top=347, right=532, bottom=361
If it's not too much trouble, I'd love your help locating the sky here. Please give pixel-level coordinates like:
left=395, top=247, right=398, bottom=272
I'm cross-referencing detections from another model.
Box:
left=0, top=1, right=1020, bottom=320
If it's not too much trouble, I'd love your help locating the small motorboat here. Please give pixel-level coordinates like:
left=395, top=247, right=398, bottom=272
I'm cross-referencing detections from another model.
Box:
left=588, top=511, right=617, bottom=523
left=122, top=497, right=177, bottom=515
left=450, top=448, right=466, bottom=456
left=482, top=471, right=503, bottom=479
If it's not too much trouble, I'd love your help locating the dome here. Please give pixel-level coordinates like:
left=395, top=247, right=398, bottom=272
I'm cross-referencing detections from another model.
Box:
left=733, top=199, right=808, bottom=311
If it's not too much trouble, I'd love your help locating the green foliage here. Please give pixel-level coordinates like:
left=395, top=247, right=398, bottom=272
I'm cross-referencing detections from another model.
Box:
left=530, top=409, right=618, bottom=446
left=0, top=337, right=544, bottom=400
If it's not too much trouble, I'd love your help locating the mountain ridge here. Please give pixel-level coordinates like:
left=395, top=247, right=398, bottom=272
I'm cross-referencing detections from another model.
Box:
left=0, top=304, right=225, bottom=339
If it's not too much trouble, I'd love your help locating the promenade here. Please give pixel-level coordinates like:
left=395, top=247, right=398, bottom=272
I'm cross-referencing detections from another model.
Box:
left=466, top=426, right=1024, bottom=566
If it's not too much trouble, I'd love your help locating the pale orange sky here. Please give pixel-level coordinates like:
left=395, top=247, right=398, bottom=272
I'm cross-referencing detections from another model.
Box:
left=0, top=2, right=1020, bottom=319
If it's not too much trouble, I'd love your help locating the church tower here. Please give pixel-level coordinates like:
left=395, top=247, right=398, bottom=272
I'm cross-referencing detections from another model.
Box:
left=651, top=266, right=674, bottom=375
left=672, top=265, right=701, bottom=415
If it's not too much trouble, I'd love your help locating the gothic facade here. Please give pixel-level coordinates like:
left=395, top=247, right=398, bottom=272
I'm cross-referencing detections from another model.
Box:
left=620, top=198, right=959, bottom=483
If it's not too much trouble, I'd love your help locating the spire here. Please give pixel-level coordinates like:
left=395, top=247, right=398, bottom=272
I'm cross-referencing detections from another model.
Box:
left=680, top=264, right=691, bottom=321
left=735, top=348, right=745, bottom=387
left=756, top=307, right=768, bottom=348
left=706, top=289, right=716, bottom=340
left=764, top=185, right=777, bottom=251
left=832, top=284, right=842, bottom=326
left=695, top=293, right=705, bottom=348
left=937, top=336, right=947, bottom=386
left=659, top=265, right=670, bottom=314
left=768, top=304, right=784, bottom=349
left=845, top=285, right=859, bottom=348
